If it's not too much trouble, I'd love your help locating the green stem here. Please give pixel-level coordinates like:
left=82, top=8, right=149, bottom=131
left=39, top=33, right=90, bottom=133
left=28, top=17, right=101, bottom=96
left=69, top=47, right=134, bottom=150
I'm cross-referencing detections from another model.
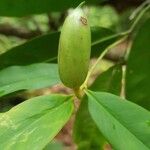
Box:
left=81, top=2, right=150, bottom=88
left=73, top=88, right=82, bottom=99
left=92, top=30, right=129, bottom=46
left=129, top=4, right=150, bottom=32
left=130, top=0, right=150, bottom=20
left=82, top=36, right=128, bottom=87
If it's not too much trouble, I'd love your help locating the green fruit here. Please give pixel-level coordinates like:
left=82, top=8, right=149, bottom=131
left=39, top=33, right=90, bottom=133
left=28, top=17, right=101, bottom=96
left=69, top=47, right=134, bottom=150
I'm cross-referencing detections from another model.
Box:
left=58, top=7, right=91, bottom=89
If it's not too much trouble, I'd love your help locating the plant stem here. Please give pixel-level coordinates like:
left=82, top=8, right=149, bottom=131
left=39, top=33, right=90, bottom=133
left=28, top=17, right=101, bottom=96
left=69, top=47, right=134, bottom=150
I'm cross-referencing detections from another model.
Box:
left=129, top=4, right=150, bottom=32
left=92, top=30, right=129, bottom=46
left=81, top=2, right=150, bottom=89
left=73, top=88, right=82, bottom=99
left=82, top=36, right=128, bottom=87
left=129, top=0, right=150, bottom=20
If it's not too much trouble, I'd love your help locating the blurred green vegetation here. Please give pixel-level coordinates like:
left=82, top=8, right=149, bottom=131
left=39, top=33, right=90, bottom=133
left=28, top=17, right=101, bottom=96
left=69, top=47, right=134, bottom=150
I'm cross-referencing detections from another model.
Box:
left=0, top=4, right=136, bottom=54
left=88, top=6, right=119, bottom=29
left=1, top=2, right=148, bottom=55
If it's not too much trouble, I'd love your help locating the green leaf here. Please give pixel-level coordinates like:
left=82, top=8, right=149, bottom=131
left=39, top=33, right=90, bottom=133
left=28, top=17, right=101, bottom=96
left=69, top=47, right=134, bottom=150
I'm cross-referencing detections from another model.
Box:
left=0, top=94, right=73, bottom=149
left=91, top=27, right=114, bottom=43
left=0, top=0, right=100, bottom=17
left=0, top=27, right=121, bottom=69
left=90, top=65, right=122, bottom=95
left=74, top=65, right=122, bottom=149
left=91, top=27, right=122, bottom=57
left=44, top=140, right=65, bottom=150
left=0, top=63, right=60, bottom=97
left=86, top=90, right=150, bottom=150
left=126, top=19, right=150, bottom=110
left=0, top=32, right=59, bottom=70
left=73, top=96, right=106, bottom=150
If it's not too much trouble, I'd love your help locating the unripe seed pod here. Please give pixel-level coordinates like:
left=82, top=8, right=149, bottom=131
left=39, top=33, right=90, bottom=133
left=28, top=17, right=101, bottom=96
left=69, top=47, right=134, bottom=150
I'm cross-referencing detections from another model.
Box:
left=58, top=7, right=91, bottom=89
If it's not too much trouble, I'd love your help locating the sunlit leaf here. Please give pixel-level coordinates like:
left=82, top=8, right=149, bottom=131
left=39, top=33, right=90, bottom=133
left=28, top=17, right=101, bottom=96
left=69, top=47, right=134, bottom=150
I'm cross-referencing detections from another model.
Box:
left=0, top=63, right=60, bottom=97
left=0, top=94, right=73, bottom=149
left=87, top=90, right=150, bottom=150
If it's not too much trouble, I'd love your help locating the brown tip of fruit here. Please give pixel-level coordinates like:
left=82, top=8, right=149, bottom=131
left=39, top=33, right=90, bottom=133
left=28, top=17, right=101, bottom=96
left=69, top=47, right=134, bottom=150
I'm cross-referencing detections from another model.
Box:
left=80, top=16, right=87, bottom=25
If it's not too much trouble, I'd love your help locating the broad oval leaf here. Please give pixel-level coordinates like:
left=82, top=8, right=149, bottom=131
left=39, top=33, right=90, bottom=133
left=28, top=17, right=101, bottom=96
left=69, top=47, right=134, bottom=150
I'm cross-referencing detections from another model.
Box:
left=0, top=27, right=122, bottom=69
left=0, top=94, right=74, bottom=150
left=86, top=90, right=150, bottom=150
left=126, top=19, right=150, bottom=110
left=0, top=63, right=60, bottom=97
